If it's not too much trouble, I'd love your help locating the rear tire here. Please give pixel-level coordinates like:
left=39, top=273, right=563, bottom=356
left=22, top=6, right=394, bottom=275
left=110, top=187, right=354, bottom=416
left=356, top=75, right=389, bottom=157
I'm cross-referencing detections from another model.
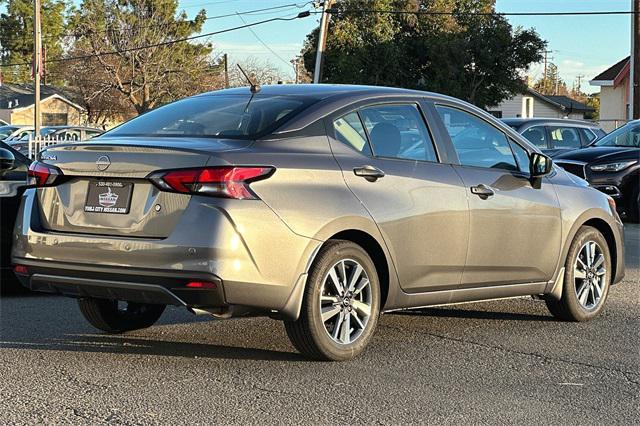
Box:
left=78, top=298, right=166, bottom=333
left=545, top=226, right=611, bottom=322
left=284, top=240, right=381, bottom=361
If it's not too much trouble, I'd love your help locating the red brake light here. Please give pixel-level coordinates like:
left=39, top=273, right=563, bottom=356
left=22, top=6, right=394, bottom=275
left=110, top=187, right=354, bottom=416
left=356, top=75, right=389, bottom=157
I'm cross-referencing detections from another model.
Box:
left=13, top=265, right=28, bottom=275
left=185, top=281, right=218, bottom=289
left=28, top=161, right=62, bottom=187
left=149, top=166, right=274, bottom=200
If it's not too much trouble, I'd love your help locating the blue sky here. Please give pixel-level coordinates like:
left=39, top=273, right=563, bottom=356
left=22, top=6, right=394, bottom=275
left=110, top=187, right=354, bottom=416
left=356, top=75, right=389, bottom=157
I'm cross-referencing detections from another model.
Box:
left=185, top=0, right=633, bottom=93
left=1, top=0, right=632, bottom=93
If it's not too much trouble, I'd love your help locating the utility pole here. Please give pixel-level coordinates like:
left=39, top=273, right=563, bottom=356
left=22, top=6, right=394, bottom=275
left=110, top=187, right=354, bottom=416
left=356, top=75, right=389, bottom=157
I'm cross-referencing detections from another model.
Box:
left=33, top=0, right=42, bottom=136
left=575, top=74, right=585, bottom=95
left=223, top=53, right=229, bottom=89
left=632, top=0, right=640, bottom=119
left=542, top=49, right=553, bottom=94
left=291, top=57, right=299, bottom=84
left=313, top=0, right=334, bottom=84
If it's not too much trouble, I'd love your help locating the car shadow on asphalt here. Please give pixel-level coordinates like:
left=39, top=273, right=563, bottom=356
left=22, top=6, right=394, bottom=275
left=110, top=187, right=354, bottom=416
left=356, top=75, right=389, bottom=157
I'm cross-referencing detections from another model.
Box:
left=390, top=306, right=555, bottom=322
left=0, top=332, right=304, bottom=362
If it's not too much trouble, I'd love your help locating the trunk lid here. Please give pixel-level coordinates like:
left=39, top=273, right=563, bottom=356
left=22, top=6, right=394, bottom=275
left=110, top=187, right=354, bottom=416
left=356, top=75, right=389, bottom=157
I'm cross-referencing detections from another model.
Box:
left=36, top=137, right=250, bottom=238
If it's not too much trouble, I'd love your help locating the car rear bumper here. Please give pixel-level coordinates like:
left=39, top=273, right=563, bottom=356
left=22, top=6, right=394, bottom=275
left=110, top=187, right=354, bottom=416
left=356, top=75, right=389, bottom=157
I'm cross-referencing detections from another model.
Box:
left=12, top=259, right=225, bottom=308
left=12, top=189, right=321, bottom=318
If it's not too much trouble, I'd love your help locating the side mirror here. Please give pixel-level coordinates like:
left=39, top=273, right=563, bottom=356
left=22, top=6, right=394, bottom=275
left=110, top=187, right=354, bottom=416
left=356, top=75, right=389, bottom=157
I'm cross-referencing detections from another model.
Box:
left=0, top=148, right=15, bottom=176
left=530, top=152, right=553, bottom=177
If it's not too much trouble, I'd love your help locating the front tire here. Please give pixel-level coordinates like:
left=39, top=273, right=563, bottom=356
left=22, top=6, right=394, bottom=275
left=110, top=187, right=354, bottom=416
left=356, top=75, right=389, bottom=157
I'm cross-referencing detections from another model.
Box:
left=78, top=298, right=166, bottom=333
left=284, top=240, right=381, bottom=361
left=546, top=226, right=611, bottom=321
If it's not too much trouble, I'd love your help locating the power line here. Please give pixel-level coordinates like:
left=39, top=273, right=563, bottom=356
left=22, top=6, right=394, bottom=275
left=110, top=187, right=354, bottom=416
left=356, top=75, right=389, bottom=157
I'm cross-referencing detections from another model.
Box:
left=0, top=11, right=312, bottom=68
left=234, top=12, right=294, bottom=71
left=324, top=8, right=639, bottom=17
left=0, top=2, right=313, bottom=47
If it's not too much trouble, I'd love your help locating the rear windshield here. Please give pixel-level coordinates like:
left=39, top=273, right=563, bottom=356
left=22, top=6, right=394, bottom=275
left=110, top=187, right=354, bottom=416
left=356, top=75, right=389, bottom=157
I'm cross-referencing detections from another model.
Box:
left=104, top=95, right=315, bottom=139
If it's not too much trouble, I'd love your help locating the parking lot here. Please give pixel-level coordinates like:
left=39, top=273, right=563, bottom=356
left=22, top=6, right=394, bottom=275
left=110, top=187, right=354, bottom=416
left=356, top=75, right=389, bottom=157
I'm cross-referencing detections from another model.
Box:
left=0, top=224, right=637, bottom=424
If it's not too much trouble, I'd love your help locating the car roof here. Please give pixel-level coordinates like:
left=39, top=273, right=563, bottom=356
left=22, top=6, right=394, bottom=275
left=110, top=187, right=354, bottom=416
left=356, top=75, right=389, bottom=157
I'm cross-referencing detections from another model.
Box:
left=501, top=118, right=600, bottom=128
left=196, top=83, right=435, bottom=100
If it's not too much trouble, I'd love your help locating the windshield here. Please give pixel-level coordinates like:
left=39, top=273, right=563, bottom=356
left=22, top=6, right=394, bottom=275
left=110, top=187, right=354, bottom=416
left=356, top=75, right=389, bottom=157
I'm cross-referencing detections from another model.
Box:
left=0, top=126, right=18, bottom=140
left=104, top=95, right=316, bottom=139
left=593, top=123, right=640, bottom=147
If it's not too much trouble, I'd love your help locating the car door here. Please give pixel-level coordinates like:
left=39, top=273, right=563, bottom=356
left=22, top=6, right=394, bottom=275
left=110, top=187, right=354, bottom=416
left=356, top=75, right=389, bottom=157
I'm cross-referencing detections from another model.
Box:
left=434, top=104, right=562, bottom=288
left=327, top=101, right=469, bottom=293
left=0, top=142, right=31, bottom=288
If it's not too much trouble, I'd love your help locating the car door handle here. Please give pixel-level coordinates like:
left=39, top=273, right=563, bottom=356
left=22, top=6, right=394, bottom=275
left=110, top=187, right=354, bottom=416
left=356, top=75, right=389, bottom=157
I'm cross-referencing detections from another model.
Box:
left=353, top=165, right=385, bottom=182
left=470, top=184, right=495, bottom=199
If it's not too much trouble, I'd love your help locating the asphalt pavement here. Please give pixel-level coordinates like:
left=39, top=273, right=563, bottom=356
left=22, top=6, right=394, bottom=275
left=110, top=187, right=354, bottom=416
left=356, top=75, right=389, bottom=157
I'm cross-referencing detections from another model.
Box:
left=0, top=225, right=638, bottom=425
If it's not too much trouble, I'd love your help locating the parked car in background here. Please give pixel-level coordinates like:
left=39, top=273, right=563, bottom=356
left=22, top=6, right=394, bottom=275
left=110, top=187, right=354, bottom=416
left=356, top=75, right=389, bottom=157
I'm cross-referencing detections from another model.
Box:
left=555, top=119, right=640, bottom=222
left=502, top=118, right=606, bottom=157
left=0, top=125, right=32, bottom=142
left=10, top=85, right=625, bottom=360
left=0, top=141, right=31, bottom=293
left=7, top=126, right=104, bottom=155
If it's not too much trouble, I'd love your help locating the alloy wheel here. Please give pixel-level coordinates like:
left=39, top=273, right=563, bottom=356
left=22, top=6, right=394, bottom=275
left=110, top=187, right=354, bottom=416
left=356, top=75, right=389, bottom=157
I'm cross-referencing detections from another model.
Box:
left=319, top=259, right=372, bottom=345
left=574, top=241, right=607, bottom=310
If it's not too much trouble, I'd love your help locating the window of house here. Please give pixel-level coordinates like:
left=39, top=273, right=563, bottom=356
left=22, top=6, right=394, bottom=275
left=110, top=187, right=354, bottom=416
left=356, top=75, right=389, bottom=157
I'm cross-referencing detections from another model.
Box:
left=42, top=113, right=68, bottom=126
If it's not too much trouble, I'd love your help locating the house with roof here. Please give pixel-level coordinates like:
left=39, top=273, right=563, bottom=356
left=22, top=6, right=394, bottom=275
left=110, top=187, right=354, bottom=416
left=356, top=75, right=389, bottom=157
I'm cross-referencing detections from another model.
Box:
left=590, top=56, right=630, bottom=131
left=487, top=88, right=594, bottom=121
left=0, top=83, right=85, bottom=126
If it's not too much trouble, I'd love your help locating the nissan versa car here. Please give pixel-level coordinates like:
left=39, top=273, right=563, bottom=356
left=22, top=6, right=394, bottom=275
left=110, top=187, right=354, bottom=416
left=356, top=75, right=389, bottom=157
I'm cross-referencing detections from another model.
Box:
left=555, top=120, right=640, bottom=222
left=9, top=85, right=625, bottom=361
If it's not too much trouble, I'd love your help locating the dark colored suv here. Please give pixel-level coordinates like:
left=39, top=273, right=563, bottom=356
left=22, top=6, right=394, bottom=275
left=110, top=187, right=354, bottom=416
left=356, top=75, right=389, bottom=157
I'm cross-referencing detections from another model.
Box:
left=503, top=118, right=606, bottom=157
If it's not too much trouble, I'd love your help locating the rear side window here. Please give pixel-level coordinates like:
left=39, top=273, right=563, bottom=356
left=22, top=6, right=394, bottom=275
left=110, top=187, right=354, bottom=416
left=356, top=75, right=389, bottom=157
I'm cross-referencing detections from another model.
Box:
left=436, top=105, right=517, bottom=171
left=359, top=104, right=437, bottom=162
left=333, top=112, right=371, bottom=155
left=521, top=126, right=548, bottom=149
left=105, top=95, right=315, bottom=140
left=549, top=127, right=581, bottom=149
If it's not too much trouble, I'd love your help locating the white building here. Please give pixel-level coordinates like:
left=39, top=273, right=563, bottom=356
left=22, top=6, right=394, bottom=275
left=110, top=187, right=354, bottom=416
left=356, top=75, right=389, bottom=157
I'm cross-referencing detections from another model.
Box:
left=589, top=57, right=630, bottom=132
left=487, top=88, right=593, bottom=121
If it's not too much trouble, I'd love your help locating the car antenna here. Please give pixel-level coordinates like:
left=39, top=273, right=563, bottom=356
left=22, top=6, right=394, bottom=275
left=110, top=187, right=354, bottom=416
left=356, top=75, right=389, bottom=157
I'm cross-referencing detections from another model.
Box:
left=237, top=64, right=260, bottom=113
left=237, top=64, right=260, bottom=94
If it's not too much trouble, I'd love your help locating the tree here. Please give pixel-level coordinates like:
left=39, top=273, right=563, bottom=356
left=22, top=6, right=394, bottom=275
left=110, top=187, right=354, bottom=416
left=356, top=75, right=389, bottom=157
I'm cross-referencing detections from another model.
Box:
left=300, top=0, right=545, bottom=108
left=65, top=0, right=224, bottom=114
left=229, top=58, right=287, bottom=87
left=534, top=63, right=569, bottom=96
left=0, top=0, right=69, bottom=83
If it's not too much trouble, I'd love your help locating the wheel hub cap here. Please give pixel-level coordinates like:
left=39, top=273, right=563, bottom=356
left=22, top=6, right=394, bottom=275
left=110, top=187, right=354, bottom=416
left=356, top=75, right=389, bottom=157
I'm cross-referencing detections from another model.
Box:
left=574, top=241, right=607, bottom=310
left=319, top=259, right=372, bottom=345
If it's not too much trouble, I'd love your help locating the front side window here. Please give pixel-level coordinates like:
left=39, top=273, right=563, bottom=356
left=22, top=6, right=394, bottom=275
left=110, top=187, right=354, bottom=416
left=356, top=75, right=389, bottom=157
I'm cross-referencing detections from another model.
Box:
left=436, top=105, right=517, bottom=171
left=359, top=104, right=437, bottom=161
left=105, top=95, right=316, bottom=140
left=509, top=140, right=531, bottom=173
left=333, top=112, right=371, bottom=155
left=521, top=126, right=548, bottom=149
left=549, top=127, right=581, bottom=149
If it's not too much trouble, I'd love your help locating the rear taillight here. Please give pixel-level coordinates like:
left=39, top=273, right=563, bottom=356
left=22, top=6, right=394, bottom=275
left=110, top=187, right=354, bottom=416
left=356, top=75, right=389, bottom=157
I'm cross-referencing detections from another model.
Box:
left=148, top=166, right=274, bottom=200
left=28, top=161, right=62, bottom=187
